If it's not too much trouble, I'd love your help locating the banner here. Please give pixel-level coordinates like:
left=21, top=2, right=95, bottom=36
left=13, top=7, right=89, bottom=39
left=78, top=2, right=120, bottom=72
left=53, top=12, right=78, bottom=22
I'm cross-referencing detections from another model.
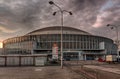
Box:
left=52, top=44, right=58, bottom=59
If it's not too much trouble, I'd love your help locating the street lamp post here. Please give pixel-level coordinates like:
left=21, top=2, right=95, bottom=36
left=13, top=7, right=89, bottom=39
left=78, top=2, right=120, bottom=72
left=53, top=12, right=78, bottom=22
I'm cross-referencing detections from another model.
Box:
left=107, top=24, right=119, bottom=61
left=49, top=1, right=72, bottom=68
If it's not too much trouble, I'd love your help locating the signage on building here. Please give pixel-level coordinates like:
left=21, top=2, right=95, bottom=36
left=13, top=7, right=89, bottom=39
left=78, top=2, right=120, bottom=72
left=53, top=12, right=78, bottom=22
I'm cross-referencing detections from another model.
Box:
left=52, top=44, right=58, bottom=59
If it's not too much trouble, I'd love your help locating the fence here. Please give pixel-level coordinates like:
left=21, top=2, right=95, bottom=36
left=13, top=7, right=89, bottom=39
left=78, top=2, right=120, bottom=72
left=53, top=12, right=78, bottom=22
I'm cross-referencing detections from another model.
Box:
left=64, top=60, right=107, bottom=66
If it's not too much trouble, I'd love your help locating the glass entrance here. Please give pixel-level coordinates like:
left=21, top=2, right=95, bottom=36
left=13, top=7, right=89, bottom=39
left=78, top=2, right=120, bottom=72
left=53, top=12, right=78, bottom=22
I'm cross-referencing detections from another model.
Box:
left=63, top=52, right=79, bottom=61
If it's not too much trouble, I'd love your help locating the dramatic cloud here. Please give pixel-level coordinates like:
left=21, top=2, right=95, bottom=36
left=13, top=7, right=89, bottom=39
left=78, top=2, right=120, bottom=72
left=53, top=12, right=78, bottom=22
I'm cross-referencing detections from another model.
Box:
left=0, top=0, right=120, bottom=41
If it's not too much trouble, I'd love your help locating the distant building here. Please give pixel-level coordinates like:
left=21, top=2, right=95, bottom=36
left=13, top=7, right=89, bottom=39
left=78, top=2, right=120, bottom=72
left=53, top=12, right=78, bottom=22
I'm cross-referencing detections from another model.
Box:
left=3, top=26, right=117, bottom=60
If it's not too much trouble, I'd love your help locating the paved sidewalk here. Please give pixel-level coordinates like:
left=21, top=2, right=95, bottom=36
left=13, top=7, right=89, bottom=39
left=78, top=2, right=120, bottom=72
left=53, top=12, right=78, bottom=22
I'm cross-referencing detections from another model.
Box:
left=84, top=65, right=120, bottom=75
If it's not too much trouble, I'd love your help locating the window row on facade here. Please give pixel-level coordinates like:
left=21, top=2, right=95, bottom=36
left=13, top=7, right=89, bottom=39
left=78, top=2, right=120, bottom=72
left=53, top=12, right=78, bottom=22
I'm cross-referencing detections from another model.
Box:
left=4, top=41, right=100, bottom=50
left=3, top=34, right=112, bottom=44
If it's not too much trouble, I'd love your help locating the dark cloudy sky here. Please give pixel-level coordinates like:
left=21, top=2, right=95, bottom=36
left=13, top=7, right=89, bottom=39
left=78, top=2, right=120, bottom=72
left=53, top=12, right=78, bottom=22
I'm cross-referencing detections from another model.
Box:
left=0, top=0, right=120, bottom=41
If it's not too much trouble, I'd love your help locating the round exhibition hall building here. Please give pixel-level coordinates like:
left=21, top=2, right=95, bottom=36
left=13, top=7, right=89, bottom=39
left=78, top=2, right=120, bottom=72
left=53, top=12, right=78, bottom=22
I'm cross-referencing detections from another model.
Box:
left=3, top=26, right=117, bottom=60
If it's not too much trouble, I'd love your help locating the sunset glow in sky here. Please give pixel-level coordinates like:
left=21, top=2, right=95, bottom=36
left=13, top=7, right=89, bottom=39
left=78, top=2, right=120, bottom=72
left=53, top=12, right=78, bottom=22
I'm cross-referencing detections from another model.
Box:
left=0, top=0, right=120, bottom=42
left=0, top=42, right=3, bottom=48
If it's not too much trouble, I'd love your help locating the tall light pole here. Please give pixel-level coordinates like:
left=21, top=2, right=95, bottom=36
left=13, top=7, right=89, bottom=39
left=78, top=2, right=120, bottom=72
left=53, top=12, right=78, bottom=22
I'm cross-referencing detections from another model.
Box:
left=107, top=24, right=119, bottom=60
left=49, top=1, right=72, bottom=68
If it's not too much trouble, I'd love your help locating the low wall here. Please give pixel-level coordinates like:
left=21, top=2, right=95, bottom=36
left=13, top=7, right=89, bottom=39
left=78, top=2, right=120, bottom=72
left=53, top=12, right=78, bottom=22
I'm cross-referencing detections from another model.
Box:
left=0, top=54, right=47, bottom=66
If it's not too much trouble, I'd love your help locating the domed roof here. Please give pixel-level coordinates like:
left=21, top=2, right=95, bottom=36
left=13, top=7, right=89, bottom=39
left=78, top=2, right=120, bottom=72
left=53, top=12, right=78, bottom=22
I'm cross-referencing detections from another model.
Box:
left=27, top=26, right=91, bottom=35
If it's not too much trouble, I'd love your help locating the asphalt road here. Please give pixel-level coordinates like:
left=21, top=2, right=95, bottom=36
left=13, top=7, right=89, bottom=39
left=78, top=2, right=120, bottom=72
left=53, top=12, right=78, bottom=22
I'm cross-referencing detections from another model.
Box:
left=0, top=66, right=85, bottom=79
left=1, top=63, right=120, bottom=79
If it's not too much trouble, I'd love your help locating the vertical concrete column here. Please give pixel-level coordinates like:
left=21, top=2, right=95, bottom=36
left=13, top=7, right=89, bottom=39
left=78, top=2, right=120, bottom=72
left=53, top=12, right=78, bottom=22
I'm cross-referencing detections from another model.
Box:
left=19, top=56, right=21, bottom=66
left=33, top=41, right=37, bottom=49
left=5, top=56, right=7, bottom=66
left=84, top=54, right=86, bottom=60
left=79, top=51, right=84, bottom=60
left=31, top=50, right=34, bottom=54
left=78, top=52, right=81, bottom=60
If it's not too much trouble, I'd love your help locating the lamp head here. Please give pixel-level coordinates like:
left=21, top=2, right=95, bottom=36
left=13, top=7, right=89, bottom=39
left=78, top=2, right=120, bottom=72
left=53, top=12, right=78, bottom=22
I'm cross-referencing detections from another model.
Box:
left=53, top=12, right=56, bottom=16
left=69, top=12, right=72, bottom=15
left=49, top=1, right=54, bottom=5
left=107, top=24, right=110, bottom=27
left=111, top=27, right=114, bottom=29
